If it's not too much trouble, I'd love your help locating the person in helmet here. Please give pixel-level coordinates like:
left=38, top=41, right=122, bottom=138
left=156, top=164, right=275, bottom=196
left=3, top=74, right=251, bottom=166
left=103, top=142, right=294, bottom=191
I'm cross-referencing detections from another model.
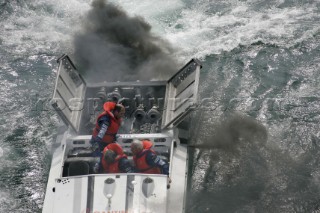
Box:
left=90, top=101, right=125, bottom=154
left=95, top=143, right=134, bottom=173
left=130, top=139, right=169, bottom=175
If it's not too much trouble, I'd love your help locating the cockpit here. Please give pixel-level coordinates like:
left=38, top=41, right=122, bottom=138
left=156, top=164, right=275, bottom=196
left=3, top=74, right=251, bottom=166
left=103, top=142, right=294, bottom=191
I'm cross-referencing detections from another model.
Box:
left=62, top=135, right=173, bottom=177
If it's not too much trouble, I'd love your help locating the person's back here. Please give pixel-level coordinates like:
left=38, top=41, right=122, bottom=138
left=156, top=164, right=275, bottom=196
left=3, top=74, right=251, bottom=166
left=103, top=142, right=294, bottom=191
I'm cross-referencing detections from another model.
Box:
left=131, top=139, right=169, bottom=175
left=100, top=143, right=134, bottom=173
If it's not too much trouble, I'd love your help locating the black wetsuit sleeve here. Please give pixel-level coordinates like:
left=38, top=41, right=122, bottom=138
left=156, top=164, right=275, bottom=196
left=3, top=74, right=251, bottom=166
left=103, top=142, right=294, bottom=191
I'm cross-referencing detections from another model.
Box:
left=118, top=158, right=135, bottom=173
left=145, top=151, right=169, bottom=175
left=96, top=115, right=111, bottom=139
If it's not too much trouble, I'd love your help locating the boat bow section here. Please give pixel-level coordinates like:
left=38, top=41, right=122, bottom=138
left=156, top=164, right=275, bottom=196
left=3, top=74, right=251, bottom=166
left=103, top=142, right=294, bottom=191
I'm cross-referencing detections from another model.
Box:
left=49, top=174, right=167, bottom=213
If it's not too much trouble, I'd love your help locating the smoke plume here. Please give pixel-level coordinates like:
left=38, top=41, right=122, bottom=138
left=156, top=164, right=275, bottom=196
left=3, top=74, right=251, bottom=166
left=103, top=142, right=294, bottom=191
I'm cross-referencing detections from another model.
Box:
left=190, top=113, right=268, bottom=152
left=73, top=0, right=179, bottom=83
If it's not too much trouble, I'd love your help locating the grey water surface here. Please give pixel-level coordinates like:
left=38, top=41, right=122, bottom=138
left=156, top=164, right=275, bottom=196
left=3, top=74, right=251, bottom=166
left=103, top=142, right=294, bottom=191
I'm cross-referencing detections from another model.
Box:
left=0, top=0, right=320, bottom=212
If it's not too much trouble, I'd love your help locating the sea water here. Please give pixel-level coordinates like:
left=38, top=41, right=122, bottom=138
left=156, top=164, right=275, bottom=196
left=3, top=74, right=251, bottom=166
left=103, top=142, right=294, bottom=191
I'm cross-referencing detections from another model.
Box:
left=0, top=0, right=320, bottom=212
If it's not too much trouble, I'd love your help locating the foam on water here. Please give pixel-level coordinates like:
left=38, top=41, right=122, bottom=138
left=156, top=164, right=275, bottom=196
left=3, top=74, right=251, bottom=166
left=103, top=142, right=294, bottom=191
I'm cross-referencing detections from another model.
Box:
left=0, top=2, right=95, bottom=210
left=163, top=0, right=320, bottom=60
left=111, top=0, right=184, bottom=17
left=1, top=0, right=320, bottom=212
left=0, top=0, right=91, bottom=57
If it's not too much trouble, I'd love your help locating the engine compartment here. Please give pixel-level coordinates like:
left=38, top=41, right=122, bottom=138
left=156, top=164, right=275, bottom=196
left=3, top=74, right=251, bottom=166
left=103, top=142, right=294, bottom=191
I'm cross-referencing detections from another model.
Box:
left=79, top=84, right=167, bottom=135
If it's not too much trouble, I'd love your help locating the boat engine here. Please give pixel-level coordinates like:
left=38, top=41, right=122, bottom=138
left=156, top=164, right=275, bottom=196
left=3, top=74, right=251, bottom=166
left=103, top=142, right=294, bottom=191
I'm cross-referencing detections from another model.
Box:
left=133, top=104, right=146, bottom=122
left=96, top=87, right=107, bottom=101
left=107, top=88, right=121, bottom=103
left=147, top=105, right=161, bottom=123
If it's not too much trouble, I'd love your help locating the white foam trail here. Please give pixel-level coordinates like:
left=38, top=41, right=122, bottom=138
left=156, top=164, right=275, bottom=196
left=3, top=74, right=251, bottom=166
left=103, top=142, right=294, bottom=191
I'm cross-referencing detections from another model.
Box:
left=0, top=0, right=91, bottom=56
left=163, top=2, right=320, bottom=60
left=110, top=0, right=184, bottom=30
left=111, top=0, right=184, bottom=15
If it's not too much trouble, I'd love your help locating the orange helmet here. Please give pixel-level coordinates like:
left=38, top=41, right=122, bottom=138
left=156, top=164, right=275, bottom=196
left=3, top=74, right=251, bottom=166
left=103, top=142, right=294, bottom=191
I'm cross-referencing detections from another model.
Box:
left=103, top=101, right=116, bottom=112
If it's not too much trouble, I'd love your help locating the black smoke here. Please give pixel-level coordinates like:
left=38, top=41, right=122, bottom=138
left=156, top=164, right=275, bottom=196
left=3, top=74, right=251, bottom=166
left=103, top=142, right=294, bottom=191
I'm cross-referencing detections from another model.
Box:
left=190, top=113, right=268, bottom=152
left=73, top=0, right=179, bottom=83
left=187, top=113, right=320, bottom=212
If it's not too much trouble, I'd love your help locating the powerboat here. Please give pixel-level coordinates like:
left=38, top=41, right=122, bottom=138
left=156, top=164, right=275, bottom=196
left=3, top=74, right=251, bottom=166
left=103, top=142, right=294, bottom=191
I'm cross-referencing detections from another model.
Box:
left=42, top=54, right=202, bottom=213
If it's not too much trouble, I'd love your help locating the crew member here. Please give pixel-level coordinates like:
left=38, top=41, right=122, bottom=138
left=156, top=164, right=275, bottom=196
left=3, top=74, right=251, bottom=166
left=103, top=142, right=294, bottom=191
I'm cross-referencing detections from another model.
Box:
left=90, top=101, right=125, bottom=153
left=131, top=139, right=169, bottom=175
left=97, top=143, right=134, bottom=173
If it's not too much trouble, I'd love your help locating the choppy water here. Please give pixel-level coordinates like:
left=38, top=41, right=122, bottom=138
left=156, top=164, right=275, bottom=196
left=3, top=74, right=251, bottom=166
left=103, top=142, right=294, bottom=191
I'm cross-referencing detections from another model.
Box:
left=1, top=0, right=320, bottom=212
